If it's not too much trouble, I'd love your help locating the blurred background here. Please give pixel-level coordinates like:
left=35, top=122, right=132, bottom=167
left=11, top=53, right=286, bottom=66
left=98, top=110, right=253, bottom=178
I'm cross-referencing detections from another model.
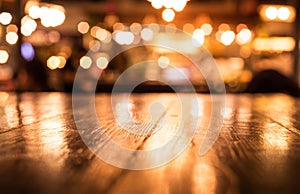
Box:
left=0, top=0, right=299, bottom=93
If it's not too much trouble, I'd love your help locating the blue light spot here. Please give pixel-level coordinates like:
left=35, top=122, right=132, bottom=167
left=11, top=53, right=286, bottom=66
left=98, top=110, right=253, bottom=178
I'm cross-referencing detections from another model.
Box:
left=21, top=43, right=35, bottom=61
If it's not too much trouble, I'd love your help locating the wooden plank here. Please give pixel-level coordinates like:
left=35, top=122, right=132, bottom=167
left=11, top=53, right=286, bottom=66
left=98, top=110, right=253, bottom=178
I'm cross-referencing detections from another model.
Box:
left=0, top=93, right=300, bottom=194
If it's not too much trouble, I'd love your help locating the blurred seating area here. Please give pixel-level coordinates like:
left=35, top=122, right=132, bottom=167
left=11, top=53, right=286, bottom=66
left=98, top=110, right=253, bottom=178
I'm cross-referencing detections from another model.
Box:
left=0, top=0, right=299, bottom=94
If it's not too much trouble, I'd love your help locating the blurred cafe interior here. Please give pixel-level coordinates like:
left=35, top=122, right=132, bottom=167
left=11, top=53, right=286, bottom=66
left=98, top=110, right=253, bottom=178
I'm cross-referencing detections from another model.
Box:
left=0, top=0, right=299, bottom=93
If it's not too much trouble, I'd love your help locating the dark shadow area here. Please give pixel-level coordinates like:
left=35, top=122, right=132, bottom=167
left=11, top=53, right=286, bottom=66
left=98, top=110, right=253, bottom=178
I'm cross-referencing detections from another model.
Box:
left=246, top=69, right=300, bottom=97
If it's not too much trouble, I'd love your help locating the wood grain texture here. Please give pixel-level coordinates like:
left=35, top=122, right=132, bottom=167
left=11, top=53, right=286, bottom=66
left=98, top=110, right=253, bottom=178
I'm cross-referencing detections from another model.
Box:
left=0, top=92, right=300, bottom=194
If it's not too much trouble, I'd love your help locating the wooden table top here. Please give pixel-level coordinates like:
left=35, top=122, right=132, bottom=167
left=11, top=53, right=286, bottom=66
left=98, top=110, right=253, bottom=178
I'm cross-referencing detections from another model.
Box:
left=0, top=92, right=300, bottom=194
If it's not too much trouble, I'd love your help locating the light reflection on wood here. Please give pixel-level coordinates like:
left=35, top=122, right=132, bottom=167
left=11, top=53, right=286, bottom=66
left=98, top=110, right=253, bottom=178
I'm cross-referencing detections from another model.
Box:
left=0, top=93, right=300, bottom=194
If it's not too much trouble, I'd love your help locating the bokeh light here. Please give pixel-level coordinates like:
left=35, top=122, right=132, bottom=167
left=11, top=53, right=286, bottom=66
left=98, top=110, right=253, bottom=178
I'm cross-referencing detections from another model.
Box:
left=80, top=56, right=92, bottom=69
left=96, top=57, right=109, bottom=69
left=182, top=23, right=195, bottom=34
left=6, top=24, right=18, bottom=33
left=158, top=56, right=170, bottom=69
left=173, top=0, right=188, bottom=12
left=48, top=30, right=60, bottom=43
left=115, top=31, right=134, bottom=45
left=113, top=23, right=125, bottom=31
left=162, top=0, right=174, bottom=9
left=0, top=12, right=13, bottom=25
left=192, top=29, right=205, bottom=47
left=28, top=5, right=41, bottom=19
left=253, top=37, right=295, bottom=52
left=47, top=56, right=60, bottom=70
left=40, top=6, right=65, bottom=27
left=47, top=56, right=66, bottom=70
left=218, top=23, right=230, bottom=31
left=220, top=30, right=235, bottom=46
left=201, top=23, right=213, bottom=36
left=6, top=32, right=18, bottom=45
left=236, top=29, right=252, bottom=45
left=91, top=26, right=101, bottom=38
left=236, top=24, right=248, bottom=33
left=21, top=43, right=35, bottom=61
left=162, top=8, right=175, bottom=22
left=96, top=28, right=109, bottom=41
left=130, top=23, right=142, bottom=35
left=141, top=28, right=154, bottom=41
left=265, top=6, right=277, bottom=20
left=259, top=5, right=295, bottom=22
left=277, top=7, right=290, bottom=21
left=0, top=50, right=9, bottom=64
left=77, top=21, right=90, bottom=34
left=21, top=15, right=37, bottom=36
left=150, top=0, right=163, bottom=9
left=58, top=56, right=67, bottom=69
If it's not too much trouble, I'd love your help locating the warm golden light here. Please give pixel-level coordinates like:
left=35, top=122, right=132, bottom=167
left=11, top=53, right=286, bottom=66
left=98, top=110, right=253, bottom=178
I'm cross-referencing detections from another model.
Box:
left=240, top=46, right=252, bottom=58
left=0, top=92, right=9, bottom=107
left=141, top=28, right=154, bottom=41
left=6, top=24, right=18, bottom=33
left=277, top=7, right=290, bottom=21
left=153, top=33, right=199, bottom=54
left=130, top=23, right=142, bottom=35
left=47, top=56, right=60, bottom=70
left=236, top=29, right=252, bottom=45
left=236, top=23, right=248, bottom=33
left=162, top=8, right=175, bottom=22
left=47, top=56, right=66, bottom=70
left=28, top=5, right=41, bottom=19
left=192, top=29, right=205, bottom=47
left=89, top=40, right=101, bottom=52
left=24, top=1, right=39, bottom=14
left=220, top=30, right=235, bottom=46
left=58, top=56, right=66, bottom=69
left=40, top=5, right=66, bottom=27
left=148, top=0, right=189, bottom=12
left=60, top=46, right=72, bottom=58
left=0, top=50, right=9, bottom=64
left=96, top=57, right=109, bottom=69
left=21, top=15, right=37, bottom=36
left=90, top=26, right=100, bottom=38
left=48, top=30, right=60, bottom=43
left=218, top=23, right=230, bottom=31
left=182, top=23, right=195, bottom=34
left=150, top=0, right=163, bottom=9
left=201, top=23, right=213, bottom=36
left=158, top=56, right=170, bottom=69
left=104, top=14, right=119, bottom=27
left=77, top=21, right=90, bottom=34
left=173, top=0, right=188, bottom=12
left=6, top=32, right=18, bottom=45
left=102, top=31, right=112, bottom=44
left=80, top=56, right=92, bottom=69
left=113, top=22, right=125, bottom=31
left=165, top=23, right=177, bottom=33
left=0, top=12, right=13, bottom=25
left=265, top=6, right=277, bottom=20
left=216, top=57, right=245, bottom=83
left=149, top=23, right=160, bottom=33
left=259, top=5, right=296, bottom=22
left=253, top=37, right=295, bottom=52
left=96, top=28, right=109, bottom=41
left=143, top=14, right=157, bottom=24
